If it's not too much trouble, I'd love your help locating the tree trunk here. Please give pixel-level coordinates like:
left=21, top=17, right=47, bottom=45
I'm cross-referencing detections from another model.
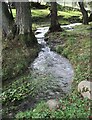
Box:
left=15, top=2, right=37, bottom=47
left=78, top=2, right=88, bottom=25
left=2, top=2, right=14, bottom=37
left=49, top=2, right=62, bottom=32
left=88, top=12, right=92, bottom=22
left=8, top=2, right=14, bottom=18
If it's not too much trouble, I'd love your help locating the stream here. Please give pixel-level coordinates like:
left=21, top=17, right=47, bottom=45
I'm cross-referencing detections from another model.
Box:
left=30, top=23, right=81, bottom=100
left=2, top=23, right=83, bottom=119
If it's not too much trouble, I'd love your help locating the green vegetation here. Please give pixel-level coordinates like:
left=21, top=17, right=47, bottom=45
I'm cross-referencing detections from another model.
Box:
left=15, top=96, right=90, bottom=119
left=15, top=24, right=91, bottom=119
left=12, top=9, right=16, bottom=18
left=2, top=7, right=91, bottom=119
left=58, top=10, right=81, bottom=18
left=2, top=37, right=39, bottom=81
left=2, top=73, right=54, bottom=105
left=32, top=9, right=50, bottom=17
left=32, top=9, right=82, bottom=30
left=12, top=8, right=82, bottom=30
left=32, top=9, right=82, bottom=29
left=48, top=24, right=90, bottom=85
left=12, top=8, right=81, bottom=18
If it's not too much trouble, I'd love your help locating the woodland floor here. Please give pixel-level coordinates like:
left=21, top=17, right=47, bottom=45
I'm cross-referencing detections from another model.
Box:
left=2, top=9, right=92, bottom=119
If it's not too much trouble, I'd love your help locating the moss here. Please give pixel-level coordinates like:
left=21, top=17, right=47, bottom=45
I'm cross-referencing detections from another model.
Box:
left=20, top=32, right=38, bottom=47
left=2, top=35, right=40, bottom=82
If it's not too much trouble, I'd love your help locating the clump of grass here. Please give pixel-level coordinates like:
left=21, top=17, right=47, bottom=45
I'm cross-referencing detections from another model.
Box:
left=56, top=45, right=63, bottom=54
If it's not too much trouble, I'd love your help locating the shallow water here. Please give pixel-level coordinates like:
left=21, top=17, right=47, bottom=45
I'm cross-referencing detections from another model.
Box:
left=30, top=23, right=81, bottom=100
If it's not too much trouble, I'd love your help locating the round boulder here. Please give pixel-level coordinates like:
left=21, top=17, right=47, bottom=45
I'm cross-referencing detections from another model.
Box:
left=46, top=99, right=60, bottom=110
left=78, top=80, right=92, bottom=100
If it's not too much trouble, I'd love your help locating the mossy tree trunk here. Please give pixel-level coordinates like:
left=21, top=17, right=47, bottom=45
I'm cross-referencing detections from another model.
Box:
left=15, top=2, right=37, bottom=47
left=78, top=2, right=88, bottom=25
left=49, top=2, right=62, bottom=32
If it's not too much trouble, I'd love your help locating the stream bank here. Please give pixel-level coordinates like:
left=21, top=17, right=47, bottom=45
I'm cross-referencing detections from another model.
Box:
left=15, top=23, right=91, bottom=119
left=2, top=23, right=91, bottom=119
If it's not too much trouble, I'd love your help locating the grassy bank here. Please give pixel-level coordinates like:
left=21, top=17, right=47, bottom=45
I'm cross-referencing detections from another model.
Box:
left=2, top=37, right=39, bottom=82
left=15, top=24, right=91, bottom=119
left=2, top=22, right=40, bottom=118
left=12, top=8, right=82, bottom=30
left=2, top=8, right=91, bottom=119
left=32, top=9, right=82, bottom=30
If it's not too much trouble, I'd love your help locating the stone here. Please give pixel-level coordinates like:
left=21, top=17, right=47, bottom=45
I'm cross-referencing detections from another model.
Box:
left=55, top=92, right=60, bottom=95
left=78, top=80, right=92, bottom=100
left=49, top=92, right=55, bottom=96
left=46, top=99, right=60, bottom=110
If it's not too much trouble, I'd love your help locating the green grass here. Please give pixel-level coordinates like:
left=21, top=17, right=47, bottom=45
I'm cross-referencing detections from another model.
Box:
left=58, top=10, right=81, bottom=18
left=2, top=37, right=39, bottom=81
left=3, top=8, right=89, bottom=119
left=12, top=9, right=16, bottom=18
left=15, top=24, right=91, bottom=119
left=15, top=95, right=90, bottom=119
left=12, top=8, right=82, bottom=30
left=12, top=8, right=81, bottom=18
left=12, top=9, right=50, bottom=18
left=32, top=9, right=50, bottom=17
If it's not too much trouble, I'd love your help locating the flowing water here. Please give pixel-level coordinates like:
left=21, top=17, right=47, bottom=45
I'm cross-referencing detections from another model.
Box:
left=2, top=23, right=82, bottom=118
left=30, top=23, right=81, bottom=100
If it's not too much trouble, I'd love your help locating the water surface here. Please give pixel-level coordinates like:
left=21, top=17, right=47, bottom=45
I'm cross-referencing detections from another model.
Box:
left=30, top=24, right=81, bottom=100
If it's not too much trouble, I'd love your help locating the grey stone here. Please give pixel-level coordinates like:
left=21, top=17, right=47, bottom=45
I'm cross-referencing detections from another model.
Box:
left=78, top=80, right=92, bottom=100
left=49, top=92, right=55, bottom=96
left=46, top=99, right=60, bottom=110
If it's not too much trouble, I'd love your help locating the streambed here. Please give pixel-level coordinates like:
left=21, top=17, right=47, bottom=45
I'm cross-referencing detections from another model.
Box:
left=30, top=24, right=82, bottom=100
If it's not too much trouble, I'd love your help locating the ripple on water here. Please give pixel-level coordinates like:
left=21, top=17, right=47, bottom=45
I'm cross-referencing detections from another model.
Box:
left=30, top=26, right=75, bottom=100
